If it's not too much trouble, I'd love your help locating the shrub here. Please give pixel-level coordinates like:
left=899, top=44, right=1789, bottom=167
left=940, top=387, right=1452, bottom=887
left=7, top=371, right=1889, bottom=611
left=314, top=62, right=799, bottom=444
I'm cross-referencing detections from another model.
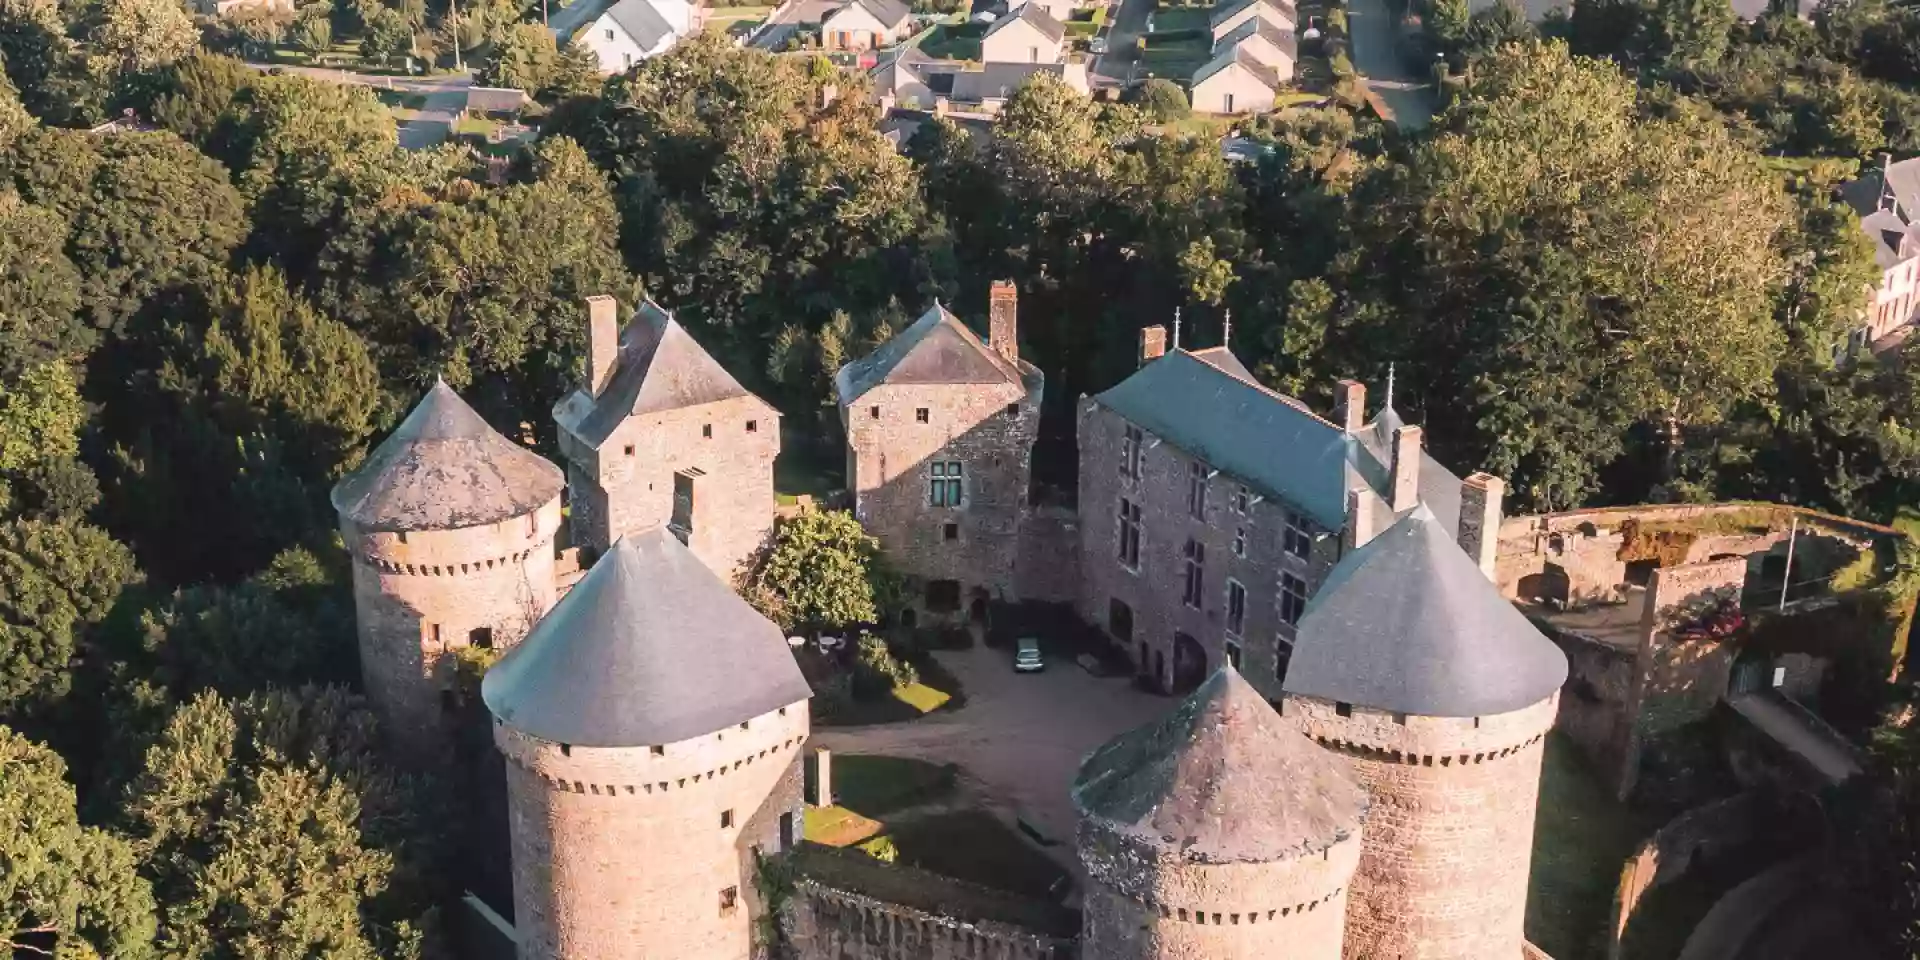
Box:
left=852, top=634, right=918, bottom=699
left=1129, top=78, right=1191, bottom=121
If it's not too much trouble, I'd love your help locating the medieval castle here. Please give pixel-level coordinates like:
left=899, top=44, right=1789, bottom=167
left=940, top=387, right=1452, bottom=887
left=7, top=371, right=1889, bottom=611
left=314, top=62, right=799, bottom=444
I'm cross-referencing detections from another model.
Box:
left=329, top=283, right=1569, bottom=960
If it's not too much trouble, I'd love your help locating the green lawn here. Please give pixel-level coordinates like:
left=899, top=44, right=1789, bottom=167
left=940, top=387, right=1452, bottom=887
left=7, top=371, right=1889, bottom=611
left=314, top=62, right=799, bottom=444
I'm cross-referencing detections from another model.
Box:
left=1138, top=32, right=1212, bottom=79
left=884, top=810, right=1069, bottom=899
left=920, top=21, right=985, bottom=61
left=704, top=4, right=772, bottom=31
left=1149, top=5, right=1211, bottom=32
left=1525, top=735, right=1645, bottom=960
left=805, top=804, right=883, bottom=846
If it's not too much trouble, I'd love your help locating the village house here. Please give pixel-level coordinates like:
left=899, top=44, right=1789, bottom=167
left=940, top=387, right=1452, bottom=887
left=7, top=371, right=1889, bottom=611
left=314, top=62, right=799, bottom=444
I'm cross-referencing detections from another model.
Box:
left=834, top=284, right=1043, bottom=621
left=1017, top=0, right=1080, bottom=23
left=871, top=55, right=1091, bottom=115
left=1843, top=155, right=1920, bottom=355
left=1190, top=45, right=1283, bottom=114
left=1209, top=0, right=1295, bottom=40
left=1076, top=324, right=1503, bottom=698
left=980, top=1, right=1067, bottom=63
left=553, top=296, right=782, bottom=581
left=576, top=0, right=694, bottom=72
left=756, top=0, right=913, bottom=50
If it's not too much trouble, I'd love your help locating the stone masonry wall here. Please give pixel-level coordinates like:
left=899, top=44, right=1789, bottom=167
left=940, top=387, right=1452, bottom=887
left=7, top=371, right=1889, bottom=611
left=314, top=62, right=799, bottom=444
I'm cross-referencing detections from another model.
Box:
left=1631, top=559, right=1747, bottom=741
left=343, top=497, right=561, bottom=760
left=1014, top=504, right=1080, bottom=603
left=497, top=700, right=810, bottom=960
left=566, top=395, right=780, bottom=582
left=1077, top=823, right=1360, bottom=960
left=1076, top=398, right=1342, bottom=700
left=845, top=380, right=1037, bottom=603
left=1544, top=629, right=1638, bottom=798
left=785, top=884, right=1066, bottom=960
left=1285, top=695, right=1558, bottom=960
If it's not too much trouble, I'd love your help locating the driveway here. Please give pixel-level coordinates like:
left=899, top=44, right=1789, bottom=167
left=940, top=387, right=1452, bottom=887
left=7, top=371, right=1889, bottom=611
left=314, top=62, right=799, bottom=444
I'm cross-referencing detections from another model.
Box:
left=1088, top=0, right=1154, bottom=88
left=1343, top=0, right=1435, bottom=128
left=813, top=642, right=1171, bottom=878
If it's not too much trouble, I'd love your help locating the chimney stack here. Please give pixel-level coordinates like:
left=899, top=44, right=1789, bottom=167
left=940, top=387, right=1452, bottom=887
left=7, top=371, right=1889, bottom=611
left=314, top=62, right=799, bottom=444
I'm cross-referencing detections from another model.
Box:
left=1334, top=379, right=1365, bottom=433
left=1139, top=325, right=1167, bottom=366
left=1458, top=472, right=1505, bottom=580
left=1389, top=425, right=1422, bottom=513
left=1344, top=488, right=1374, bottom=552
left=586, top=296, right=619, bottom=398
left=988, top=281, right=1019, bottom=361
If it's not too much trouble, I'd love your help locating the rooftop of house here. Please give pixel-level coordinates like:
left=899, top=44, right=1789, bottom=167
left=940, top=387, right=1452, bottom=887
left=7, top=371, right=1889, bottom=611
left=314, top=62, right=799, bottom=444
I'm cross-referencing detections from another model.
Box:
left=833, top=302, right=1043, bottom=406
left=950, top=61, right=1078, bottom=102
left=1209, top=0, right=1297, bottom=29
left=1285, top=506, right=1568, bottom=718
left=1193, top=42, right=1281, bottom=90
left=984, top=1, right=1066, bottom=44
left=1073, top=666, right=1368, bottom=863
left=330, top=379, right=564, bottom=532
left=596, top=0, right=681, bottom=48
left=464, top=86, right=530, bottom=115
left=1214, top=14, right=1298, bottom=60
left=482, top=528, right=813, bottom=747
left=768, top=0, right=909, bottom=27
left=554, top=299, right=774, bottom=450
left=1091, top=346, right=1463, bottom=534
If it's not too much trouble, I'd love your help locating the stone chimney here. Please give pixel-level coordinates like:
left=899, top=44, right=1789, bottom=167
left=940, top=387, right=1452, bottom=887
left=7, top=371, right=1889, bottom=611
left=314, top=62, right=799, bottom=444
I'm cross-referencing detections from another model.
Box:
left=1388, top=425, right=1422, bottom=513
left=820, top=84, right=839, bottom=109
left=1139, top=325, right=1167, bottom=366
left=1333, top=379, right=1365, bottom=433
left=1344, top=488, right=1374, bottom=552
left=1458, top=472, right=1505, bottom=580
left=586, top=296, right=620, bottom=398
left=988, top=281, right=1019, bottom=361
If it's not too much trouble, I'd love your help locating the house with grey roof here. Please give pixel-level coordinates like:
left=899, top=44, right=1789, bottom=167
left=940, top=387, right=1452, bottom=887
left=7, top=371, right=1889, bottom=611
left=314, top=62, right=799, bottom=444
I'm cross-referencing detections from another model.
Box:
left=835, top=284, right=1044, bottom=620
left=1842, top=155, right=1920, bottom=355
left=754, top=0, right=912, bottom=50
left=1075, top=323, right=1506, bottom=698
left=980, top=0, right=1067, bottom=63
left=1209, top=0, right=1296, bottom=40
left=575, top=0, right=693, bottom=72
left=554, top=296, right=781, bottom=580
left=1190, top=44, right=1284, bottom=114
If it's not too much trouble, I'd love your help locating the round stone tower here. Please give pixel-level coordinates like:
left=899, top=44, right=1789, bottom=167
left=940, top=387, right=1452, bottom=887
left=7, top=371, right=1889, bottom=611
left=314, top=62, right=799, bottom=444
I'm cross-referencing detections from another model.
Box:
left=1282, top=505, right=1568, bottom=960
left=330, top=379, right=565, bottom=759
left=482, top=528, right=815, bottom=960
left=1073, top=665, right=1370, bottom=960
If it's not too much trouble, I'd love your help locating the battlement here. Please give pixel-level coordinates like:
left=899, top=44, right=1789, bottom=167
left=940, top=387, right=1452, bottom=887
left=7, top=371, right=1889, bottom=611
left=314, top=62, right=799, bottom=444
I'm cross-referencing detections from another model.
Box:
left=1284, top=693, right=1558, bottom=759
left=494, top=700, right=811, bottom=796
left=342, top=499, right=562, bottom=575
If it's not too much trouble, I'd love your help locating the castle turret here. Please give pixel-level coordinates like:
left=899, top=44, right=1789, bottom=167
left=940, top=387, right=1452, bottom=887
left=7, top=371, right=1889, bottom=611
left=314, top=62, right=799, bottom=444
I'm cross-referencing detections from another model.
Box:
left=482, top=528, right=814, bottom=960
left=331, top=380, right=564, bottom=758
left=1282, top=506, right=1567, bottom=960
left=1073, top=665, right=1369, bottom=960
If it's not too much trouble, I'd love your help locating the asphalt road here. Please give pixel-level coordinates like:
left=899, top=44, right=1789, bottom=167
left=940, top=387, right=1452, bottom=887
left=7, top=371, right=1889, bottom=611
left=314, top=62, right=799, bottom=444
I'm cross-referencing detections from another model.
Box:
left=1342, top=0, right=1435, bottom=128
left=1088, top=0, right=1153, bottom=88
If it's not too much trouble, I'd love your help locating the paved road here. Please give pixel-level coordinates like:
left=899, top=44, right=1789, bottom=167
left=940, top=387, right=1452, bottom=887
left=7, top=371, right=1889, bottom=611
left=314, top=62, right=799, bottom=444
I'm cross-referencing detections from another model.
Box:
left=1342, top=0, right=1435, bottom=128
left=247, top=62, right=474, bottom=148
left=814, top=642, right=1170, bottom=880
left=1088, top=0, right=1153, bottom=88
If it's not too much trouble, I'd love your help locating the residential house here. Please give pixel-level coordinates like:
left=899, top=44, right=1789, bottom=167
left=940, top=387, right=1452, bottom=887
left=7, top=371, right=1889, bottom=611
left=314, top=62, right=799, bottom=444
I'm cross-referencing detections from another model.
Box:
left=980, top=1, right=1067, bottom=63
left=1075, top=324, right=1504, bottom=698
left=948, top=61, right=1089, bottom=106
left=1213, top=14, right=1296, bottom=77
left=1209, top=0, right=1295, bottom=41
left=869, top=45, right=940, bottom=107
left=834, top=284, right=1044, bottom=621
left=756, top=0, right=912, bottom=50
left=1016, top=0, right=1079, bottom=23
left=577, top=0, right=693, bottom=73
left=873, top=54, right=1090, bottom=114
left=1844, top=155, right=1920, bottom=354
left=552, top=297, right=782, bottom=581
left=1190, top=45, right=1281, bottom=114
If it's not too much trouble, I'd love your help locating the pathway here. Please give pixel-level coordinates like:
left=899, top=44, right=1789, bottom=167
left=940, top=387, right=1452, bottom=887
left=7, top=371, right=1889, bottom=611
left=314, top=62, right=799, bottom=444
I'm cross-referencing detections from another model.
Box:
left=1674, top=856, right=1816, bottom=960
left=1088, top=0, right=1154, bottom=89
left=1726, top=691, right=1863, bottom=785
left=1342, top=0, right=1435, bottom=128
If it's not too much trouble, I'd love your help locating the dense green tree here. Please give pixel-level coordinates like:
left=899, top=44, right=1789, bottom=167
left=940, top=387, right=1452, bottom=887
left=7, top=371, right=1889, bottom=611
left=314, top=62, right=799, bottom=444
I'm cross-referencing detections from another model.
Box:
left=88, top=0, right=200, bottom=77
left=481, top=21, right=560, bottom=92
left=0, top=519, right=138, bottom=717
left=358, top=6, right=413, bottom=63
left=1644, top=0, right=1735, bottom=67
left=1, top=725, right=157, bottom=959
left=0, top=0, right=105, bottom=125
left=0, top=194, right=88, bottom=374
left=744, top=509, right=900, bottom=634
left=1128, top=78, right=1191, bottom=122
left=289, top=11, right=332, bottom=54
left=0, top=362, right=83, bottom=475
left=145, top=51, right=258, bottom=149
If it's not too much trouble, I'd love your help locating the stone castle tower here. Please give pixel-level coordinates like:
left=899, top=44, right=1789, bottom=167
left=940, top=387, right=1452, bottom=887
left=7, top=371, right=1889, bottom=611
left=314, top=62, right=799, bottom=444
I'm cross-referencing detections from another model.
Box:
left=553, top=296, right=782, bottom=580
left=1073, top=666, right=1370, bottom=960
left=1282, top=506, right=1567, bottom=960
left=330, top=380, right=565, bottom=758
left=481, top=528, right=815, bottom=960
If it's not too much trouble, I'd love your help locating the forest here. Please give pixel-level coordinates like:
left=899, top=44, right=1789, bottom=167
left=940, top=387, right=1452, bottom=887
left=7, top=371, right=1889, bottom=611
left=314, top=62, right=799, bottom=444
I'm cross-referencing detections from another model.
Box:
left=8, top=0, right=1920, bottom=949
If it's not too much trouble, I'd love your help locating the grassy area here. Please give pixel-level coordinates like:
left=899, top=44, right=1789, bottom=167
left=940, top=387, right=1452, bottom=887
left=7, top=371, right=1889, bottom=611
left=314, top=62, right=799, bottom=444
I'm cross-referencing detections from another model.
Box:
left=1138, top=32, right=1212, bottom=79
left=455, top=115, right=500, bottom=137
left=773, top=424, right=844, bottom=503
left=921, top=21, right=985, bottom=61
left=833, top=755, right=959, bottom=816
left=885, top=810, right=1069, bottom=900
left=374, top=89, right=429, bottom=110
left=1149, top=5, right=1211, bottom=31
left=816, top=681, right=954, bottom=725
left=805, top=804, right=884, bottom=846
left=1525, top=735, right=1645, bottom=960
left=704, top=4, right=772, bottom=31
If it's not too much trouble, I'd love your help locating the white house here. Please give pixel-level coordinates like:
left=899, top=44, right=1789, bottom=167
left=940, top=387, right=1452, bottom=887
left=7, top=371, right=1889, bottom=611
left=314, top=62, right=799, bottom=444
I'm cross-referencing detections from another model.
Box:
left=980, top=1, right=1066, bottom=63
left=577, top=0, right=693, bottom=73
left=1189, top=45, right=1279, bottom=114
left=755, top=0, right=911, bottom=50
left=1209, top=0, right=1295, bottom=41
left=1212, top=16, right=1295, bottom=79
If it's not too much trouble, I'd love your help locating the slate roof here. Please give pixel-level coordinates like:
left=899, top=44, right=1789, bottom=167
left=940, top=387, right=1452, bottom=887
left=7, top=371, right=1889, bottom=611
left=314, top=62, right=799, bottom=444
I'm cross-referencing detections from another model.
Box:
left=602, top=0, right=678, bottom=50
left=1073, top=666, right=1368, bottom=863
left=554, top=300, right=772, bottom=450
left=1216, top=15, right=1298, bottom=63
left=1193, top=43, right=1281, bottom=91
left=331, top=380, right=564, bottom=532
left=1209, top=0, right=1296, bottom=29
left=1284, top=506, right=1568, bottom=718
left=1845, top=160, right=1920, bottom=270
left=772, top=0, right=906, bottom=26
left=1350, top=405, right=1464, bottom=537
left=834, top=302, right=1041, bottom=406
left=950, top=62, right=1069, bottom=102
left=464, top=86, right=529, bottom=114
left=482, top=528, right=814, bottom=747
left=854, top=0, right=911, bottom=26
left=986, top=1, right=1066, bottom=43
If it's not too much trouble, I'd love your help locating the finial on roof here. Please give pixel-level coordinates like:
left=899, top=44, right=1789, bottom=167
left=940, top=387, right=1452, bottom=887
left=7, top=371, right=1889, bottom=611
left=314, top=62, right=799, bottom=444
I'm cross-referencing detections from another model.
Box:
left=1172, top=307, right=1183, bottom=351
left=1384, top=362, right=1395, bottom=411
left=1222, top=309, right=1232, bottom=348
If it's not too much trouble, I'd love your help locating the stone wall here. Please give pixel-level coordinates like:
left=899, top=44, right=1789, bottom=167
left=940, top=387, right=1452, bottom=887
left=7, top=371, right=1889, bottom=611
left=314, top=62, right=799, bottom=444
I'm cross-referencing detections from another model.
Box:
left=1543, top=627, right=1638, bottom=796
left=563, top=395, right=781, bottom=582
left=1285, top=695, right=1558, bottom=960
left=1075, top=397, right=1342, bottom=700
left=342, top=498, right=562, bottom=760
left=1014, top=504, right=1080, bottom=603
left=785, top=883, right=1067, bottom=960
left=497, top=701, right=810, bottom=960
left=1633, top=560, right=1747, bottom=737
left=1605, top=792, right=1769, bottom=960
left=845, top=380, right=1038, bottom=606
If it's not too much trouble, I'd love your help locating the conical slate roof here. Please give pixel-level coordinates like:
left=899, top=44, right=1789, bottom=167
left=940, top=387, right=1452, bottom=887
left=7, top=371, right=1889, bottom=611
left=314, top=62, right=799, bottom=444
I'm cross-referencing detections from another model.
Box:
left=330, top=380, right=563, bottom=532
left=558, top=301, right=768, bottom=449
left=834, top=303, right=1036, bottom=406
left=1284, top=506, right=1567, bottom=718
left=1073, top=666, right=1367, bottom=864
left=482, top=528, right=812, bottom=747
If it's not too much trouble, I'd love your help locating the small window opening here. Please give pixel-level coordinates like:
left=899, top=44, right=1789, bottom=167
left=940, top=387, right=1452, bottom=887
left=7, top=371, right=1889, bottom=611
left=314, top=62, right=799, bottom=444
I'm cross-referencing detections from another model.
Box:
left=943, top=522, right=959, bottom=541
left=397, top=531, right=408, bottom=544
left=746, top=420, right=758, bottom=433
left=702, top=424, right=713, bottom=438
left=560, top=743, right=572, bottom=756
left=1393, top=712, right=1408, bottom=726
left=624, top=444, right=636, bottom=456
left=651, top=745, right=665, bottom=756
left=1005, top=403, right=1020, bottom=416
left=721, top=809, right=735, bottom=828
left=719, top=887, right=739, bottom=913
left=469, top=627, right=494, bottom=649
left=916, top=407, right=930, bottom=423
left=1335, top=702, right=1353, bottom=718
left=869, top=406, right=880, bottom=419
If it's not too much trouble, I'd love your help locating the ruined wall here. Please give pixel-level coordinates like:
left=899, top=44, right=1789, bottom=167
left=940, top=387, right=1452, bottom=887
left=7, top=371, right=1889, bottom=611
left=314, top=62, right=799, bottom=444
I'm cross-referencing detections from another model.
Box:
left=1632, top=560, right=1747, bottom=739
left=565, top=395, right=780, bottom=582
left=845, top=380, right=1037, bottom=603
left=1075, top=398, right=1342, bottom=700
left=1077, top=822, right=1360, bottom=960
left=1543, top=628, right=1638, bottom=794
left=785, top=884, right=1067, bottom=960
left=343, top=498, right=562, bottom=760
left=1606, top=792, right=1769, bottom=960
left=1285, top=695, right=1558, bottom=960
left=497, top=701, right=810, bottom=960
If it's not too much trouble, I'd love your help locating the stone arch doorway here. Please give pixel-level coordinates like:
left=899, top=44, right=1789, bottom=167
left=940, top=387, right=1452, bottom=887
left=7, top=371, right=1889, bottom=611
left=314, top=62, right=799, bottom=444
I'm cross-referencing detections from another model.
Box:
left=1172, top=632, right=1207, bottom=693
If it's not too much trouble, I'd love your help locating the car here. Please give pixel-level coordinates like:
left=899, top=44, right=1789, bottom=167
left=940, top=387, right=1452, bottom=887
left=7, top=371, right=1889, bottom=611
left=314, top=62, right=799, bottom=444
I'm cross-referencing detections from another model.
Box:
left=1014, top=637, right=1045, bottom=673
left=1090, top=36, right=1108, bottom=53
